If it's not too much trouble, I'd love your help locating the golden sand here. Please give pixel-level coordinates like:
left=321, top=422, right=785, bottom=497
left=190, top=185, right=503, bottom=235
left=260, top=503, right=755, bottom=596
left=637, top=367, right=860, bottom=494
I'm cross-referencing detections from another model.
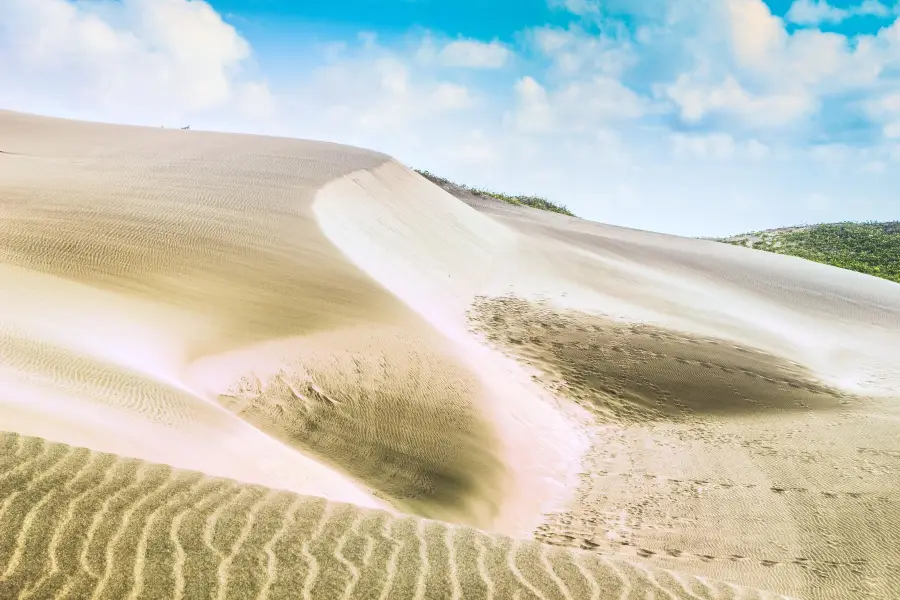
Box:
left=2, top=110, right=898, bottom=598
left=0, top=432, right=787, bottom=599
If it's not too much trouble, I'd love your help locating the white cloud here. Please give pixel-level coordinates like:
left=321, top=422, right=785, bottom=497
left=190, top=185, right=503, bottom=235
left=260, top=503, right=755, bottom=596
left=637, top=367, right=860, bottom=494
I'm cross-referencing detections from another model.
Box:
left=779, top=29, right=882, bottom=90
left=861, top=160, right=888, bottom=172
left=726, top=0, right=788, bottom=70
left=511, top=76, right=557, bottom=133
left=786, top=0, right=892, bottom=26
left=747, top=139, right=771, bottom=159
left=415, top=34, right=513, bottom=69
left=858, top=0, right=894, bottom=18
left=865, top=92, right=900, bottom=138
left=557, top=77, right=648, bottom=120
left=725, top=0, right=883, bottom=89
left=871, top=92, right=900, bottom=113
left=237, top=81, right=277, bottom=119
left=650, top=0, right=896, bottom=130
left=528, top=25, right=636, bottom=76
left=801, top=142, right=900, bottom=174
left=431, top=82, right=474, bottom=110
left=547, top=0, right=601, bottom=16
left=671, top=133, right=738, bottom=159
left=807, top=143, right=863, bottom=164
left=437, top=39, right=512, bottom=69
left=511, top=75, right=648, bottom=134
left=884, top=122, right=900, bottom=138
left=670, top=133, right=772, bottom=160
left=665, top=74, right=814, bottom=127
left=298, top=54, right=474, bottom=138
left=0, top=0, right=265, bottom=123
left=786, top=0, right=851, bottom=25
left=545, top=0, right=893, bottom=130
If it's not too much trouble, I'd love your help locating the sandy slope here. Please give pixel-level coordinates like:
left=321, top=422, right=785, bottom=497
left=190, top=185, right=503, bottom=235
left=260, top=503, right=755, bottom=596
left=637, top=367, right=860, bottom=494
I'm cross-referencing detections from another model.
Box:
left=457, top=199, right=900, bottom=397
left=448, top=200, right=900, bottom=599
left=0, top=111, right=590, bottom=532
left=313, top=164, right=900, bottom=599
left=2, top=110, right=897, bottom=599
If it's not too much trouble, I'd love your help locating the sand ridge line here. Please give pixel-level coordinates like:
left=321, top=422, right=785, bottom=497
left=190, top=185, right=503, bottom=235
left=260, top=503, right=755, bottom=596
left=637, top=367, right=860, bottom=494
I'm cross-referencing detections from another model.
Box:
left=314, top=161, right=594, bottom=537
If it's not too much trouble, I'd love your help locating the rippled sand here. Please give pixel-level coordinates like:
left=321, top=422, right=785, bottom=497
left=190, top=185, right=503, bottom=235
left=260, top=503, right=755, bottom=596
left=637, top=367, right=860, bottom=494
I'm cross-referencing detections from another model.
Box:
left=0, top=432, right=788, bottom=600
left=2, top=110, right=898, bottom=599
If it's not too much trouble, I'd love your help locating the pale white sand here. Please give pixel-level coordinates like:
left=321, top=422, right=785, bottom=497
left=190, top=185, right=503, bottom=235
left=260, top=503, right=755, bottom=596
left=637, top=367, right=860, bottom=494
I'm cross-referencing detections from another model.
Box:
left=465, top=203, right=900, bottom=398
left=457, top=200, right=900, bottom=599
left=313, top=162, right=592, bottom=536
left=3, top=109, right=898, bottom=599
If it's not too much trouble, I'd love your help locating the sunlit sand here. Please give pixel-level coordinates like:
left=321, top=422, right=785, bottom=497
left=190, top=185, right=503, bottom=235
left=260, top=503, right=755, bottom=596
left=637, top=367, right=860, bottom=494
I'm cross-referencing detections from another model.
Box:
left=1, top=109, right=897, bottom=598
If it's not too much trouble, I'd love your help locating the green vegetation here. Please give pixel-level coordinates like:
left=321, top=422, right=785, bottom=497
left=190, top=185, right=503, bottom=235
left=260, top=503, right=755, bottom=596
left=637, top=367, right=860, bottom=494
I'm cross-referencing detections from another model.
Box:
left=415, top=169, right=576, bottom=217
left=717, top=221, right=900, bottom=284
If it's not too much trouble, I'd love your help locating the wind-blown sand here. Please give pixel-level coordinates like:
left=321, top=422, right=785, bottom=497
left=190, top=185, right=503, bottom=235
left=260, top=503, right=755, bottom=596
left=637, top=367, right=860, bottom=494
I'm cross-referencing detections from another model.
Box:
left=1, top=110, right=898, bottom=599
left=0, top=432, right=786, bottom=600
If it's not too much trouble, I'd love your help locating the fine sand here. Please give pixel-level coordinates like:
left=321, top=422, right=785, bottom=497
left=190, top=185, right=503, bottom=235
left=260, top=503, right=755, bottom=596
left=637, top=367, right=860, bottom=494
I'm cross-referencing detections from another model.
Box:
left=2, top=110, right=898, bottom=599
left=0, top=432, right=785, bottom=600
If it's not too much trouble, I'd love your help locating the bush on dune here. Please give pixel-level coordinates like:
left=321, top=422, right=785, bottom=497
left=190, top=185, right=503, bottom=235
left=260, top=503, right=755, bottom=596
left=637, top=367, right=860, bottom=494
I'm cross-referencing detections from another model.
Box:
left=717, top=221, right=900, bottom=284
left=415, top=169, right=576, bottom=217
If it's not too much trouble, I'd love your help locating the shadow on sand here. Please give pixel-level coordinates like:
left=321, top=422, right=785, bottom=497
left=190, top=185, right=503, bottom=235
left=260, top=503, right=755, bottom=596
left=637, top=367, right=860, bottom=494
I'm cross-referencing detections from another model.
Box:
left=468, top=295, right=850, bottom=423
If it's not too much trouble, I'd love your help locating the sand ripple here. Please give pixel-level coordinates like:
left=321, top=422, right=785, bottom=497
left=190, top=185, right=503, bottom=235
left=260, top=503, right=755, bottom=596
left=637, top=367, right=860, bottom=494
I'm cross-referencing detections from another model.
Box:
left=0, top=432, right=788, bottom=600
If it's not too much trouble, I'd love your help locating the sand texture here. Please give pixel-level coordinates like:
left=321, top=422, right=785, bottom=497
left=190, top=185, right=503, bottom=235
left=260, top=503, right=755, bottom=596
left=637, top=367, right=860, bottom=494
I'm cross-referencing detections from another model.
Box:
left=469, top=298, right=899, bottom=599
left=2, top=110, right=899, bottom=598
left=0, top=431, right=789, bottom=600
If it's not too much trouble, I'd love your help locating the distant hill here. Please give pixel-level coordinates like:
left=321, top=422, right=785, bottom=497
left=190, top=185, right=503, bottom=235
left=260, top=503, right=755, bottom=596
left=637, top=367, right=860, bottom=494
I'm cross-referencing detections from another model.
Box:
left=416, top=168, right=897, bottom=285
left=415, top=169, right=576, bottom=217
left=712, top=221, right=900, bottom=284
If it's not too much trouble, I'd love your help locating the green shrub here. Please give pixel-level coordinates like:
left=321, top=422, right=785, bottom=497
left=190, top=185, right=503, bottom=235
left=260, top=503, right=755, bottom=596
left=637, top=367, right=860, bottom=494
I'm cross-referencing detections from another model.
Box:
left=415, top=169, right=576, bottom=217
left=716, top=221, right=900, bottom=284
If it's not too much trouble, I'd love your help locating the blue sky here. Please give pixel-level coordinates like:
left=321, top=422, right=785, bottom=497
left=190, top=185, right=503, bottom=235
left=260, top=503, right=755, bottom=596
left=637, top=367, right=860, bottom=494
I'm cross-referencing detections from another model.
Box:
left=2, top=0, right=899, bottom=236
left=214, top=0, right=566, bottom=41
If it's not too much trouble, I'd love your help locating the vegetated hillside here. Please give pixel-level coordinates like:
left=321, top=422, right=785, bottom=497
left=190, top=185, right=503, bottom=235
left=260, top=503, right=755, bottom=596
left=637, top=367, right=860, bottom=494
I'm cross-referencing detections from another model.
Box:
left=714, top=221, right=900, bottom=284
left=415, top=169, right=576, bottom=217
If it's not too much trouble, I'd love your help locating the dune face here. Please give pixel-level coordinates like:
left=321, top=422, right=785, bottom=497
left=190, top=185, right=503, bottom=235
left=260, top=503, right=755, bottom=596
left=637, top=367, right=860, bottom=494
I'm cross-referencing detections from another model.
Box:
left=449, top=209, right=900, bottom=599
left=0, top=111, right=584, bottom=538
left=2, top=110, right=899, bottom=599
left=0, top=111, right=401, bottom=353
left=467, top=206, right=900, bottom=399
left=204, top=327, right=508, bottom=524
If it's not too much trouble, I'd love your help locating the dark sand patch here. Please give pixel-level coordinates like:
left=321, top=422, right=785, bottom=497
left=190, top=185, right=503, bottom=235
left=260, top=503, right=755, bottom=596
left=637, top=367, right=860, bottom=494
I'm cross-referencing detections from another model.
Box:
left=215, top=327, right=507, bottom=528
left=468, top=296, right=900, bottom=599
left=468, top=295, right=850, bottom=423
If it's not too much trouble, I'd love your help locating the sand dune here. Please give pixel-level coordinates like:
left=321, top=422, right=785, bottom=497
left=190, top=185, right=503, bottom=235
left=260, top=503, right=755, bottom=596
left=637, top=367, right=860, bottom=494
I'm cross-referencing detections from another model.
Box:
left=468, top=297, right=900, bottom=599
left=459, top=199, right=900, bottom=398
left=189, top=326, right=509, bottom=525
left=2, top=110, right=898, bottom=598
left=0, top=432, right=788, bottom=600
left=0, top=110, right=585, bottom=537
